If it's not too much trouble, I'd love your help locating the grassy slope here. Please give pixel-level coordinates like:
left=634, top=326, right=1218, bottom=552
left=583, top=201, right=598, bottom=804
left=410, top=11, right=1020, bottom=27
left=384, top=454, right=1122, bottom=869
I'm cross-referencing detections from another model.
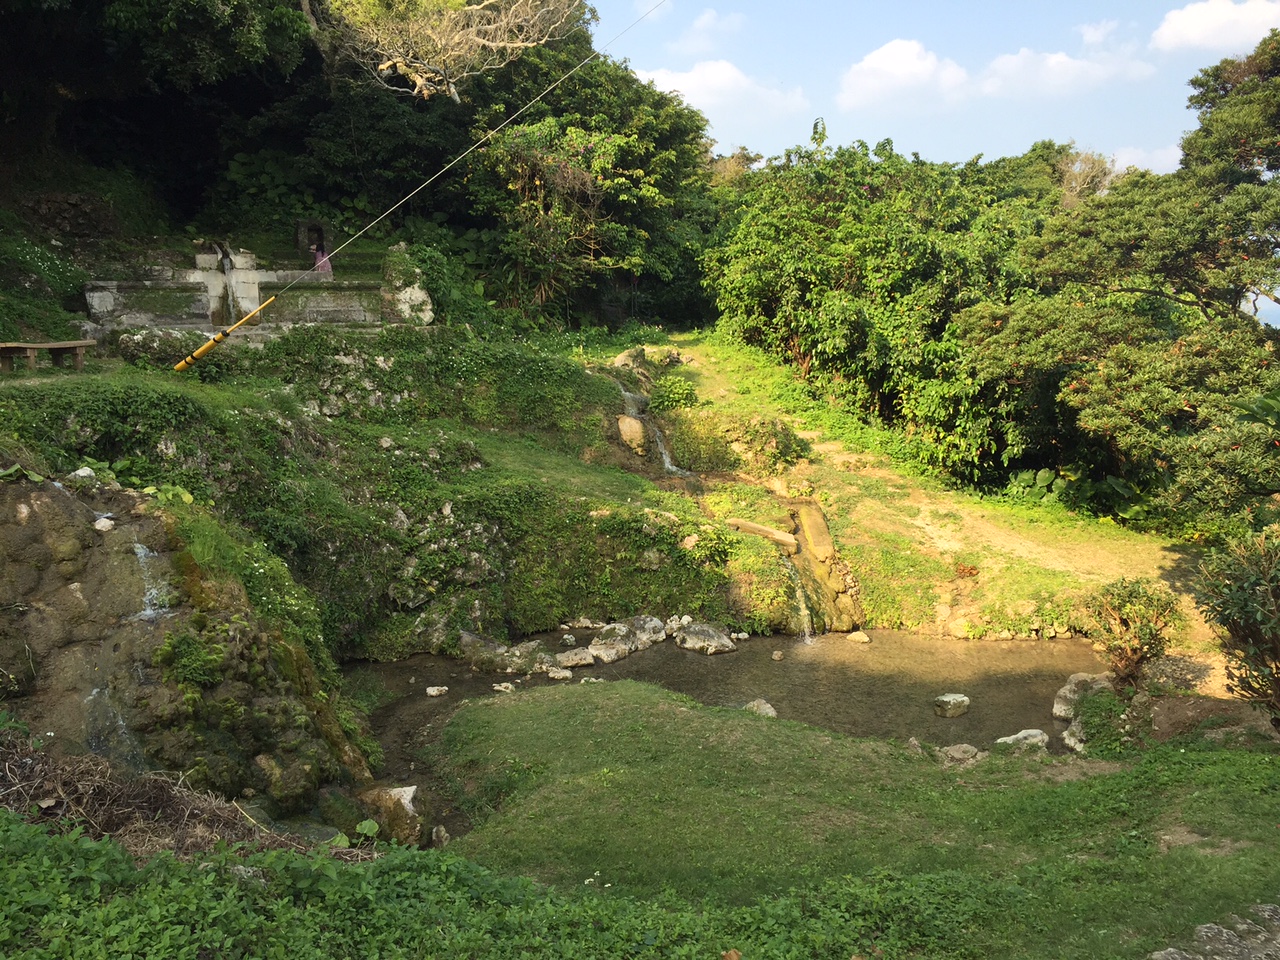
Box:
left=436, top=681, right=1280, bottom=960
left=654, top=330, right=1208, bottom=644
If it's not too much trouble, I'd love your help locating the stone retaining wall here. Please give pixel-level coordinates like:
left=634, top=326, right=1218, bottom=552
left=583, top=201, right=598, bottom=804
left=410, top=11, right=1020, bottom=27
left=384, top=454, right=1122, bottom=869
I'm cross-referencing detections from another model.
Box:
left=83, top=252, right=386, bottom=339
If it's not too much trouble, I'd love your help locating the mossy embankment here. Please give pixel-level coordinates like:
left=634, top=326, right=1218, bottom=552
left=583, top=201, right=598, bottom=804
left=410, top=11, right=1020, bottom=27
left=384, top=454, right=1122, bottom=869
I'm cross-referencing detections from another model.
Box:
left=0, top=323, right=821, bottom=809
left=0, top=327, right=780, bottom=657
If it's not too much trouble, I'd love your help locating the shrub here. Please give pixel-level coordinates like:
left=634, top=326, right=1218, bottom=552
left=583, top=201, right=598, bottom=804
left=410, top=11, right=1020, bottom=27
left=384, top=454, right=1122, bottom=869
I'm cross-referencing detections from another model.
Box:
left=660, top=408, right=808, bottom=476
left=117, top=329, right=246, bottom=382
left=1198, top=529, right=1280, bottom=728
left=648, top=374, right=698, bottom=412
left=1085, top=578, right=1183, bottom=686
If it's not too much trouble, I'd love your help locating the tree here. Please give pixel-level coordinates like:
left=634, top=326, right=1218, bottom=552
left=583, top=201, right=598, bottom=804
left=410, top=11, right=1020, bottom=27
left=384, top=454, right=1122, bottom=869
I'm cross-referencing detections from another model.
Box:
left=703, top=135, right=1062, bottom=473
left=456, top=46, right=713, bottom=323
left=322, top=0, right=589, bottom=102
left=0, top=0, right=310, bottom=156
left=1199, top=530, right=1280, bottom=729
left=471, top=117, right=652, bottom=305
left=1031, top=168, right=1280, bottom=320
left=1056, top=147, right=1115, bottom=210
left=1181, top=28, right=1280, bottom=185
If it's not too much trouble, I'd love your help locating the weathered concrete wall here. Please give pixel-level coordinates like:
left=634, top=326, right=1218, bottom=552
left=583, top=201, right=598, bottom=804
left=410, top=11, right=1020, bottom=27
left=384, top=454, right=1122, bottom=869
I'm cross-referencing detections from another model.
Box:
left=84, top=250, right=384, bottom=337
left=258, top=279, right=383, bottom=327
left=84, top=281, right=210, bottom=330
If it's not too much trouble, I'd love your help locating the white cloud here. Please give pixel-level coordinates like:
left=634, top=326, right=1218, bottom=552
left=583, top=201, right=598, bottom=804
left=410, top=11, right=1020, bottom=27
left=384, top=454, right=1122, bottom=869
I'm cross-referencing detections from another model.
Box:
left=979, top=48, right=1155, bottom=97
left=836, top=40, right=968, bottom=110
left=667, top=9, right=745, bottom=56
left=835, top=40, right=1153, bottom=112
left=1079, top=19, right=1119, bottom=45
left=1112, top=144, right=1183, bottom=173
left=1151, top=0, right=1280, bottom=51
left=637, top=60, right=809, bottom=118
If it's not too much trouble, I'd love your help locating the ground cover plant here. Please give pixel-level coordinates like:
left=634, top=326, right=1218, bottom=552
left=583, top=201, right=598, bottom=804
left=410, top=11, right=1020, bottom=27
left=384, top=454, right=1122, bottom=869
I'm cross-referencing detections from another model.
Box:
left=6, top=685, right=1278, bottom=960
left=431, top=681, right=1280, bottom=959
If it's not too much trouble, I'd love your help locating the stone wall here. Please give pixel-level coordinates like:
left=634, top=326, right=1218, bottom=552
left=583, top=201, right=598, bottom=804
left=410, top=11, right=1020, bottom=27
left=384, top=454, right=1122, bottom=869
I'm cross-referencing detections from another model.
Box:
left=83, top=251, right=385, bottom=339
left=258, top=279, right=384, bottom=328
left=84, top=281, right=210, bottom=331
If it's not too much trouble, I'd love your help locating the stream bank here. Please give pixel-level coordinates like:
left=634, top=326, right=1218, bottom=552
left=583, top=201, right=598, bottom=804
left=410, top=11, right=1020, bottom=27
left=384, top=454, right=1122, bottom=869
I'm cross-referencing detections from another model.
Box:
left=346, top=627, right=1107, bottom=839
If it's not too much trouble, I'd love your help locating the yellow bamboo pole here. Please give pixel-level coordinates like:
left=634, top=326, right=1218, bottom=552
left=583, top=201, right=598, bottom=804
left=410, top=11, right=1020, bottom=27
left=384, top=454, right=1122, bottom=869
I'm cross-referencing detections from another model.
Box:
left=173, top=296, right=277, bottom=372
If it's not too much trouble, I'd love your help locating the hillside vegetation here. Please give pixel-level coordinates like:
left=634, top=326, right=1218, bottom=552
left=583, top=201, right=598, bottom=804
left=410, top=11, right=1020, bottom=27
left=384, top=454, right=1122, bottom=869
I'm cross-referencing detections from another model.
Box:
left=6, top=5, right=1280, bottom=959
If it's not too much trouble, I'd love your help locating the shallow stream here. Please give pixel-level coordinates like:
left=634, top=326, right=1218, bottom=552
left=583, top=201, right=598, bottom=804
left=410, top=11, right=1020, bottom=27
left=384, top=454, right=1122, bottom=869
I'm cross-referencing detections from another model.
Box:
left=352, top=630, right=1105, bottom=787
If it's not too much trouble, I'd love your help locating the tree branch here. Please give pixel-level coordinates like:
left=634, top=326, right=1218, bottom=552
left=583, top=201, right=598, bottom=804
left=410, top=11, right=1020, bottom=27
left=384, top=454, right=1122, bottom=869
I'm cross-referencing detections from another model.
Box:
left=325, top=0, right=588, bottom=101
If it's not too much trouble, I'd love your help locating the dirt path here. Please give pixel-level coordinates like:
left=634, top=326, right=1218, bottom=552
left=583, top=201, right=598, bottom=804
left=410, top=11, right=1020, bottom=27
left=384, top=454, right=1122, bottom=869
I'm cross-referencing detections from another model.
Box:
left=796, top=435, right=1228, bottom=694
left=670, top=335, right=1228, bottom=696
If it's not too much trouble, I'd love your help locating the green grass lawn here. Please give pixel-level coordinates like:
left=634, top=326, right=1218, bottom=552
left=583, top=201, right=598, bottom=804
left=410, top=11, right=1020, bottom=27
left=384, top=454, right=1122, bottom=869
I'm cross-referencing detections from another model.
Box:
left=436, top=680, right=1280, bottom=960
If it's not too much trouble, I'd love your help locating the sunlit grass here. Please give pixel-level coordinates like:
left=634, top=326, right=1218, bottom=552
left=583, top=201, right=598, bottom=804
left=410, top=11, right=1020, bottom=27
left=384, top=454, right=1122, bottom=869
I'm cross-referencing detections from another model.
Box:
left=438, top=680, right=1280, bottom=959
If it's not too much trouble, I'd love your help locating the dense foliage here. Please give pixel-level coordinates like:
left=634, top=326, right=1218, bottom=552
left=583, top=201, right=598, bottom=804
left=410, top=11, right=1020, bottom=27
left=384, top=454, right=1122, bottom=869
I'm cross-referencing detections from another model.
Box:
left=1199, top=530, right=1280, bottom=726
left=703, top=35, right=1280, bottom=536
left=0, top=808, right=992, bottom=960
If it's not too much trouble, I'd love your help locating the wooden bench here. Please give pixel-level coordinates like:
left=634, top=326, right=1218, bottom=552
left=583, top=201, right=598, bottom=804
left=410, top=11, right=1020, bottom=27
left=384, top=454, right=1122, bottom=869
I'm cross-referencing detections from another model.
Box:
left=0, top=340, right=96, bottom=372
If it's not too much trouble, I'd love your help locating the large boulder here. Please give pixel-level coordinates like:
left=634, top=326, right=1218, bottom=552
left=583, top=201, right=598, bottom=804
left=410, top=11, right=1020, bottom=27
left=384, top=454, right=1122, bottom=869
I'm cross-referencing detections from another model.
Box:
left=556, top=647, right=595, bottom=669
left=934, top=693, right=971, bottom=718
left=586, top=641, right=629, bottom=664
left=597, top=616, right=666, bottom=652
left=942, top=744, right=985, bottom=765
left=617, top=415, right=647, bottom=456
left=673, top=623, right=736, bottom=655
left=356, top=785, right=423, bottom=846
left=996, top=729, right=1050, bottom=750
left=1063, top=718, right=1088, bottom=754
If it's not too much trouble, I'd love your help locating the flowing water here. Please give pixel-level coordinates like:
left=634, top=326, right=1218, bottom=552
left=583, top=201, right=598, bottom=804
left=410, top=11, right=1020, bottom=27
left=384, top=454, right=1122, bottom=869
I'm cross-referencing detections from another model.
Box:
left=614, top=381, right=694, bottom=477
left=129, top=542, right=173, bottom=622
left=84, top=688, right=147, bottom=770
left=781, top=557, right=815, bottom=642
left=213, top=241, right=240, bottom=325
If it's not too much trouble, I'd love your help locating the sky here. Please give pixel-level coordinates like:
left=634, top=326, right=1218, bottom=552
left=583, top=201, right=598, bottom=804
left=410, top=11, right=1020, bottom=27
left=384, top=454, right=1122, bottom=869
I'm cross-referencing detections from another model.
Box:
left=585, top=0, right=1280, bottom=170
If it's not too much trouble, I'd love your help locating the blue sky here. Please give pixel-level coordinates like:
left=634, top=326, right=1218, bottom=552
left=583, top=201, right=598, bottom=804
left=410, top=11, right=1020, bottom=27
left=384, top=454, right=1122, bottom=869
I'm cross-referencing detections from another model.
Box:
left=586, top=0, right=1280, bottom=170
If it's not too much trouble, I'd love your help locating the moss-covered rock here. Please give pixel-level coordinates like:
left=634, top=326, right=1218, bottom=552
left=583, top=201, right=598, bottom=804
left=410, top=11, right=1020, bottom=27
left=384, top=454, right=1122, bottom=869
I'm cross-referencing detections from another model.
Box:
left=0, top=478, right=371, bottom=817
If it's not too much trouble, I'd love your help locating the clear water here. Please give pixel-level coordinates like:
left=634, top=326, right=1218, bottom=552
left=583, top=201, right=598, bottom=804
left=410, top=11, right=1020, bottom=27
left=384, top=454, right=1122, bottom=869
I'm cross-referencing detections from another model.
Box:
left=353, top=630, right=1104, bottom=777
left=129, top=542, right=172, bottom=622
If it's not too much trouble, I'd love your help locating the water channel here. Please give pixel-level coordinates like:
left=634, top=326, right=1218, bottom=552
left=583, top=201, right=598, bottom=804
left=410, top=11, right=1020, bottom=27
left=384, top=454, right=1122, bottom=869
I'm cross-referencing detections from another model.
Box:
left=353, top=630, right=1106, bottom=787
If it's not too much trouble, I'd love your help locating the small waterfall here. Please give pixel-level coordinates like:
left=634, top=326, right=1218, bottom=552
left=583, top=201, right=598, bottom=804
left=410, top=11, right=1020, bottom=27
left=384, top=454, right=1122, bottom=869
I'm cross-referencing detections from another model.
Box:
left=129, top=541, right=173, bottom=622
left=782, top=556, right=815, bottom=643
left=213, top=241, right=240, bottom=324
left=613, top=381, right=694, bottom=477
left=619, top=387, right=647, bottom=417
left=84, top=688, right=146, bottom=769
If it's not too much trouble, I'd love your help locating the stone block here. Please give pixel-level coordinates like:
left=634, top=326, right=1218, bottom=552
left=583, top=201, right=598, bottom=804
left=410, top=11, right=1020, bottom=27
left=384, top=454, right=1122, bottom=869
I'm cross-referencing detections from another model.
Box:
left=934, top=693, right=971, bottom=718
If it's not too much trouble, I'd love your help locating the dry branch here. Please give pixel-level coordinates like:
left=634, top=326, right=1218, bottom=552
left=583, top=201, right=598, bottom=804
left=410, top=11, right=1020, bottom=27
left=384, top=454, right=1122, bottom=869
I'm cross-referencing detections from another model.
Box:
left=0, top=725, right=373, bottom=862
left=328, top=0, right=588, bottom=101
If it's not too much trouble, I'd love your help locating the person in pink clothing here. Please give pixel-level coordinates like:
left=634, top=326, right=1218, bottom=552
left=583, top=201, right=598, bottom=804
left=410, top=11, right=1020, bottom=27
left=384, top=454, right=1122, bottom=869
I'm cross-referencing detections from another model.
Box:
left=311, top=242, right=333, bottom=275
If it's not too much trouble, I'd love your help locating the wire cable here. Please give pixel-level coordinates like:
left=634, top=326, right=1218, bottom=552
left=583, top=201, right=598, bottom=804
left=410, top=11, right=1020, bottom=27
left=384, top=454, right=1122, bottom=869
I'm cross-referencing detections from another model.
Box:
left=277, top=0, right=671, bottom=299
left=176, top=2, right=671, bottom=370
